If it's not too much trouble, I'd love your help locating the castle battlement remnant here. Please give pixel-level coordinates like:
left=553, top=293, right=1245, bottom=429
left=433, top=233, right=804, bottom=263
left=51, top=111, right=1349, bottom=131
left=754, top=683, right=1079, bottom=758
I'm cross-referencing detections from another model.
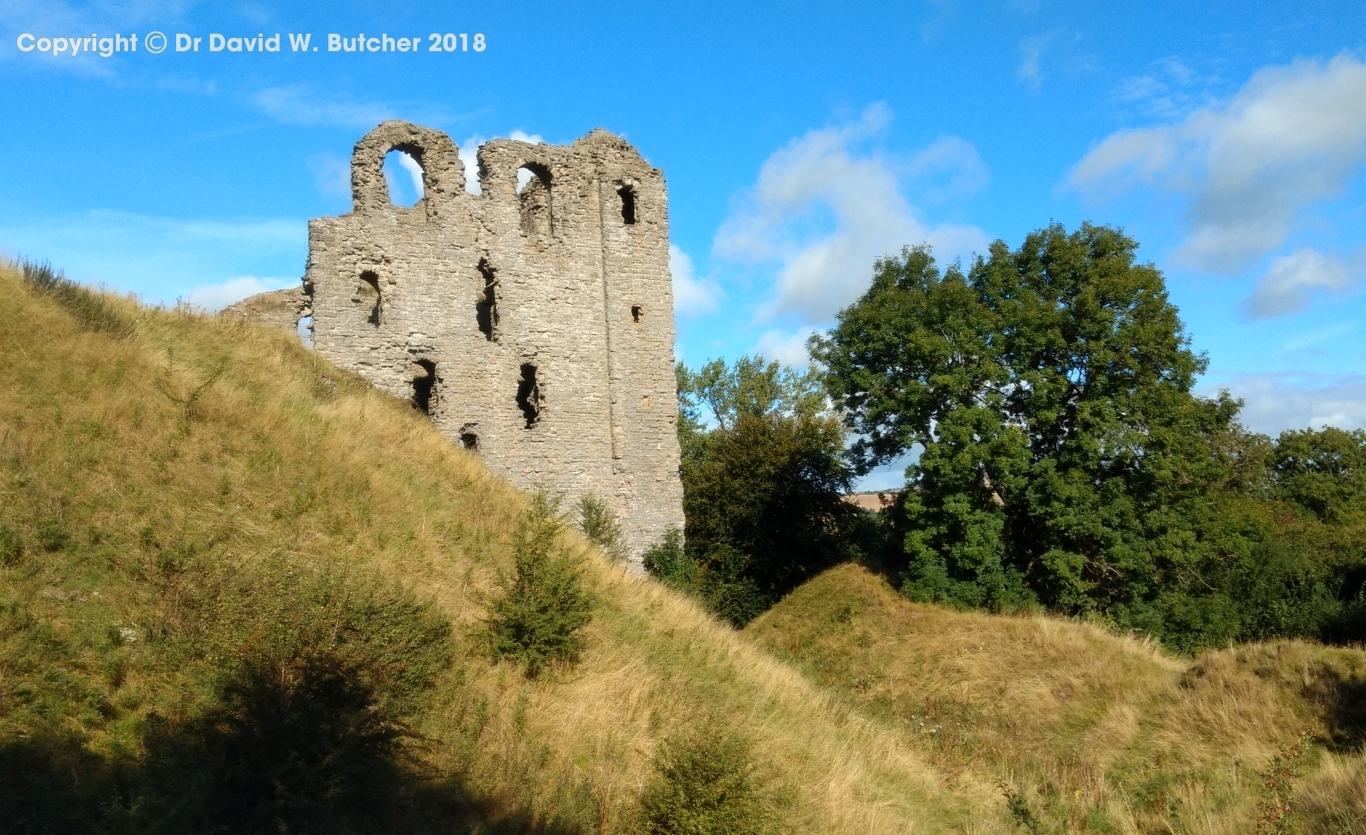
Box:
left=301, top=120, right=684, bottom=562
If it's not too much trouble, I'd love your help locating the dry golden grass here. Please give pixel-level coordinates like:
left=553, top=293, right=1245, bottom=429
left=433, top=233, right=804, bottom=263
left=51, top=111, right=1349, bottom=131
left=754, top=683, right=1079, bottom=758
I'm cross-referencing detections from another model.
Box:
left=0, top=266, right=1012, bottom=833
left=747, top=562, right=1366, bottom=833
left=9, top=265, right=1362, bottom=833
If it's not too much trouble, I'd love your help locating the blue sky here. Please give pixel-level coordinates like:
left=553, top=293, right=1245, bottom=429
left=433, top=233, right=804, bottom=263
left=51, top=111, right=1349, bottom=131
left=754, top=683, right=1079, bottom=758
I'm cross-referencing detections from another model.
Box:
left=3, top=1, right=1366, bottom=486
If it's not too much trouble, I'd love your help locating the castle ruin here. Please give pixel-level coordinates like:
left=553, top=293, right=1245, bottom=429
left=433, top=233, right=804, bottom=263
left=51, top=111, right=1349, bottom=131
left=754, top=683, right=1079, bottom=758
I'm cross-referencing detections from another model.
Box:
left=300, top=120, right=684, bottom=562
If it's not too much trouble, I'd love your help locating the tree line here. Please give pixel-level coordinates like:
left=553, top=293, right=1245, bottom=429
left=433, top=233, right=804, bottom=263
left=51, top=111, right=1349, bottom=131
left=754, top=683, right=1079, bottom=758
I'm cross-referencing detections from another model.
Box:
left=653, top=223, right=1366, bottom=652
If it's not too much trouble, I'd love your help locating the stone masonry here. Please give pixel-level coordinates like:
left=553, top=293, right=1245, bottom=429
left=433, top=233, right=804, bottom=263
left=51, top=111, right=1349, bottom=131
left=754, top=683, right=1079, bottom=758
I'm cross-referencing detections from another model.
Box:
left=301, top=120, right=684, bottom=563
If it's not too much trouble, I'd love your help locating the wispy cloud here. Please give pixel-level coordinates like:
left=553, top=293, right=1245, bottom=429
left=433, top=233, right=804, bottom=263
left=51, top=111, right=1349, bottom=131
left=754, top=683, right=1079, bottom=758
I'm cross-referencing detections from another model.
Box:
left=714, top=104, right=990, bottom=324
left=1242, top=249, right=1363, bottom=319
left=1016, top=32, right=1056, bottom=90
left=1112, top=56, right=1218, bottom=121
left=1068, top=55, right=1366, bottom=274
left=186, top=275, right=298, bottom=312
left=0, top=209, right=305, bottom=304
left=308, top=152, right=351, bottom=199
left=0, top=0, right=187, bottom=76
left=251, top=86, right=397, bottom=129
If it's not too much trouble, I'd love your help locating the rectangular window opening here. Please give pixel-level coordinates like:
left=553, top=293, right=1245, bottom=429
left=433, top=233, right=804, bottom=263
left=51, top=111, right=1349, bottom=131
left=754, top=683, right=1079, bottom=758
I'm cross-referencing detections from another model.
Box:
left=476, top=260, right=499, bottom=341
left=412, top=359, right=436, bottom=415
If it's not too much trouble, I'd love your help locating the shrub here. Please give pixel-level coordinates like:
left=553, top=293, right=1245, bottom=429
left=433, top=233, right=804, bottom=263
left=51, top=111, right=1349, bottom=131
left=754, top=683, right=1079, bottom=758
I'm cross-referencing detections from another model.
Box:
left=643, top=531, right=766, bottom=627
left=486, top=494, right=594, bottom=677
left=643, top=528, right=698, bottom=590
left=576, top=493, right=626, bottom=561
left=638, top=721, right=771, bottom=835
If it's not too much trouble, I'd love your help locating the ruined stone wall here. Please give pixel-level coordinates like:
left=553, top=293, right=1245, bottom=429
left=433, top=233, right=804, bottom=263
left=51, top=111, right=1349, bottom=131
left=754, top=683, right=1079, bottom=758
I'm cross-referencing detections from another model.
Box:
left=303, top=120, right=684, bottom=563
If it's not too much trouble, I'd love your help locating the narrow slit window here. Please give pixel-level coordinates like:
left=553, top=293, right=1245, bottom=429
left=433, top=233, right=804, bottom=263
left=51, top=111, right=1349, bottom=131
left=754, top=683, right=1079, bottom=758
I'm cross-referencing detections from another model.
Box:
left=412, top=359, right=436, bottom=415
left=357, top=271, right=382, bottom=326
left=516, top=363, right=541, bottom=428
left=631, top=305, right=642, bottom=324
left=517, top=164, right=553, bottom=237
left=618, top=186, right=637, bottom=225
left=476, top=260, right=499, bottom=340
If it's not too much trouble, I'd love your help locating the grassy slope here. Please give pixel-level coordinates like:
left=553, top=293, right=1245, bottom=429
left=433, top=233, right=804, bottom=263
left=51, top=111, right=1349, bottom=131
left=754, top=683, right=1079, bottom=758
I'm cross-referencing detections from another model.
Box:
left=0, top=267, right=1010, bottom=834
left=746, top=563, right=1366, bottom=834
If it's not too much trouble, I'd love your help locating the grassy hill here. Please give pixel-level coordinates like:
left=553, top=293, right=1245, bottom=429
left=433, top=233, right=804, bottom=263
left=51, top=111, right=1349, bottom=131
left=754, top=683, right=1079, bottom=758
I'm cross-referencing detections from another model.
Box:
left=4, top=261, right=1363, bottom=834
left=0, top=263, right=1008, bottom=834
left=746, top=563, right=1366, bottom=834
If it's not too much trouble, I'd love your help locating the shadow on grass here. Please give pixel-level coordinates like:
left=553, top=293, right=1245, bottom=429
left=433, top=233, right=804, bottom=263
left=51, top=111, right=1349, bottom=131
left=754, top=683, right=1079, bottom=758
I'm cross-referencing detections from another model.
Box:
left=1309, top=662, right=1366, bottom=755
left=0, top=663, right=584, bottom=835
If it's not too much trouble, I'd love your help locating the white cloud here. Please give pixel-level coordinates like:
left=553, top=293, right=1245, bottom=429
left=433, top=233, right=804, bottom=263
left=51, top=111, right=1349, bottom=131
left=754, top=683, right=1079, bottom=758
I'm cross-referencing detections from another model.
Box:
left=714, top=104, right=990, bottom=324
left=1243, top=249, right=1362, bottom=319
left=186, top=276, right=298, bottom=312
left=251, top=86, right=396, bottom=129
left=1069, top=55, right=1366, bottom=273
left=670, top=244, right=722, bottom=317
left=755, top=328, right=817, bottom=369
left=1204, top=372, right=1366, bottom=435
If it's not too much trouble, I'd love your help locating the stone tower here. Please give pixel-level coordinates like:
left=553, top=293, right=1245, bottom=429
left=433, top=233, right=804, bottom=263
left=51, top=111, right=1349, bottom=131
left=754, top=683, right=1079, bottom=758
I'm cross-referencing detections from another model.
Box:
left=303, top=120, right=684, bottom=562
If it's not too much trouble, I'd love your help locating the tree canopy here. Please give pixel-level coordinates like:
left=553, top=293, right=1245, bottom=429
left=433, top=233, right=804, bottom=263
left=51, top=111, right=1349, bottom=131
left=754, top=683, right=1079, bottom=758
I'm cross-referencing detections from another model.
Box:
left=812, top=223, right=1262, bottom=645
left=654, top=357, right=857, bottom=626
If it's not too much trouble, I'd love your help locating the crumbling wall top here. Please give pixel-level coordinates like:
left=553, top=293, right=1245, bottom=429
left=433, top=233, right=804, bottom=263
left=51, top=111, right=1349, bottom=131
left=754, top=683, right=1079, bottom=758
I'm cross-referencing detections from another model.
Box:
left=350, top=120, right=464, bottom=218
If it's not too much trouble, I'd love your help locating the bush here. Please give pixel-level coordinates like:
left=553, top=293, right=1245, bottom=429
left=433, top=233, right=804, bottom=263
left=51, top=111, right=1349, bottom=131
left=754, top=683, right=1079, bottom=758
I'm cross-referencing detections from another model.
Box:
left=638, top=721, right=771, bottom=835
left=643, top=530, right=766, bottom=627
left=576, top=493, right=626, bottom=561
left=486, top=494, right=594, bottom=677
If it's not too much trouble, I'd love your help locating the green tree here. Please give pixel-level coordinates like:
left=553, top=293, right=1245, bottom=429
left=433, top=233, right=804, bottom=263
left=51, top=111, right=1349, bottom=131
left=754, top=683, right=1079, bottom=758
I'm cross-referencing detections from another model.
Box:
left=812, top=224, right=1252, bottom=645
left=638, top=722, right=771, bottom=835
left=665, top=357, right=857, bottom=626
left=485, top=495, right=594, bottom=676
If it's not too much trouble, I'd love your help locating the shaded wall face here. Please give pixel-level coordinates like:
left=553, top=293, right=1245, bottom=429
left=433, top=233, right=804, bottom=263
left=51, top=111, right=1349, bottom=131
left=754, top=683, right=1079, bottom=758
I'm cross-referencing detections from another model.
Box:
left=306, top=123, right=684, bottom=562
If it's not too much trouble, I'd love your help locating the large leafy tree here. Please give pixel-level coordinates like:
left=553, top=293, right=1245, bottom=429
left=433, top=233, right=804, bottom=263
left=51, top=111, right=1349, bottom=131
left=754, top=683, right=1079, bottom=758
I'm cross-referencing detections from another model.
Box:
left=812, top=223, right=1250, bottom=640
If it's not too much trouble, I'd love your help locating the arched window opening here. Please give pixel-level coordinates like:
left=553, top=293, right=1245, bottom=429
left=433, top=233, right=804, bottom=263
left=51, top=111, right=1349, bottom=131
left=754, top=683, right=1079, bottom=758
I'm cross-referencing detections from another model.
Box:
left=356, top=271, right=382, bottom=326
left=412, top=359, right=436, bottom=415
left=382, top=148, right=425, bottom=207
left=476, top=260, right=499, bottom=341
left=618, top=185, right=637, bottom=225
left=460, top=431, right=479, bottom=451
left=516, top=363, right=541, bottom=428
left=517, top=164, right=553, bottom=237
